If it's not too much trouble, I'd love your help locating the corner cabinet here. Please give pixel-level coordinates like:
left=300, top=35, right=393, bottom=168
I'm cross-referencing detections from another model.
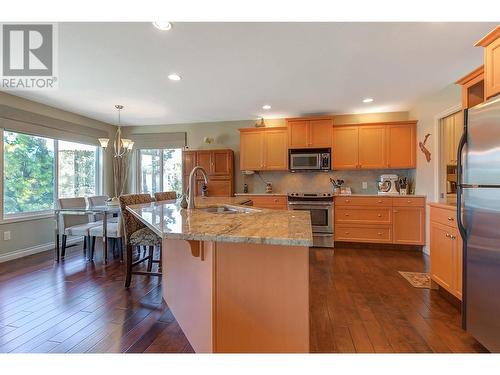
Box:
left=429, top=204, right=462, bottom=300
left=286, top=117, right=333, bottom=149
left=182, top=149, right=234, bottom=197
left=476, top=26, right=500, bottom=100
left=332, top=121, right=417, bottom=170
left=239, top=127, right=288, bottom=171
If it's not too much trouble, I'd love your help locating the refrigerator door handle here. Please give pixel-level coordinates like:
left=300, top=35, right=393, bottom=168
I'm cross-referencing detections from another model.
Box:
left=457, top=117, right=467, bottom=241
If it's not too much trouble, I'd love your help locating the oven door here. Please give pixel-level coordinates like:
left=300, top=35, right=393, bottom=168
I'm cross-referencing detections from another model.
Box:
left=290, top=153, right=321, bottom=170
left=287, top=202, right=333, bottom=233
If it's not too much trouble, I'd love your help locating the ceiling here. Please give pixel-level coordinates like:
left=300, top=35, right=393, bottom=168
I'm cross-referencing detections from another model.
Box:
left=6, top=22, right=497, bottom=126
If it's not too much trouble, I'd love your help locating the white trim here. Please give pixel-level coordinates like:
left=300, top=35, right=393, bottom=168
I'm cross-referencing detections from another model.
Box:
left=0, top=211, right=53, bottom=224
left=0, top=236, right=82, bottom=263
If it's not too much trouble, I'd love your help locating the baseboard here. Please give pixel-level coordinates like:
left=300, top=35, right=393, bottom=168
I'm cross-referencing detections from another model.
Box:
left=0, top=237, right=82, bottom=263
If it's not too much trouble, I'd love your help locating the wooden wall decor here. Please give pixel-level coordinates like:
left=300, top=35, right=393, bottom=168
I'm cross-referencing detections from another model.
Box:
left=419, top=133, right=432, bottom=162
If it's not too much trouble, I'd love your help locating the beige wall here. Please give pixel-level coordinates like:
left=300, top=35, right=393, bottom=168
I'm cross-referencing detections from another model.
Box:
left=409, top=83, right=462, bottom=253
left=0, top=92, right=115, bottom=261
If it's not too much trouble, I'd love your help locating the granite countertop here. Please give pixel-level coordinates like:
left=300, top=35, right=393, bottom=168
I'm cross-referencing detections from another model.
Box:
left=428, top=202, right=457, bottom=210
left=236, top=192, right=427, bottom=198
left=126, top=196, right=313, bottom=247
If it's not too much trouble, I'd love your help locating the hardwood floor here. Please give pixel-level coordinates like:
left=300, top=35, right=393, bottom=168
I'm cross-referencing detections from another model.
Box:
left=0, top=242, right=486, bottom=353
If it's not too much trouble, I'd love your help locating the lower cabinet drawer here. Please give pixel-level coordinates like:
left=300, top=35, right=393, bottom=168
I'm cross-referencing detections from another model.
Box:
left=335, top=225, right=392, bottom=243
left=246, top=196, right=288, bottom=210
left=430, top=206, right=457, bottom=227
left=335, top=207, right=392, bottom=224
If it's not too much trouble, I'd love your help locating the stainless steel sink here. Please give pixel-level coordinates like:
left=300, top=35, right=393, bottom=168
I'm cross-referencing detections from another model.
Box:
left=199, top=205, right=258, bottom=214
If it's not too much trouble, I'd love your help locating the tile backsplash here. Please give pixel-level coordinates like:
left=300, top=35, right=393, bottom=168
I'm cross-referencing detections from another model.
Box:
left=242, top=169, right=416, bottom=195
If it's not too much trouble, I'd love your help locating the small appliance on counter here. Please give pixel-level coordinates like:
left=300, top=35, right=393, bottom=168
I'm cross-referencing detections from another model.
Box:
left=377, top=174, right=399, bottom=195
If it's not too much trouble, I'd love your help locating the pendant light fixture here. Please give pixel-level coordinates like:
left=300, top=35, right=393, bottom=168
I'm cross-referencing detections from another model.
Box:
left=98, top=105, right=134, bottom=158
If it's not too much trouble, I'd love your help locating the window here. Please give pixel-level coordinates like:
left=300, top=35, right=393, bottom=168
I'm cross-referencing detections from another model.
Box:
left=3, top=131, right=55, bottom=216
left=58, top=140, right=99, bottom=198
left=2, top=130, right=102, bottom=219
left=138, top=148, right=182, bottom=196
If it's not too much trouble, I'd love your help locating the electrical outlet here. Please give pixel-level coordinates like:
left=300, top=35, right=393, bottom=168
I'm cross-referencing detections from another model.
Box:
left=362, top=182, right=368, bottom=190
left=3, top=231, right=11, bottom=241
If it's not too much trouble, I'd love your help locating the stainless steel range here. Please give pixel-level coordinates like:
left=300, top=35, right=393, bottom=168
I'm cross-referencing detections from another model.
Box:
left=287, top=192, right=334, bottom=248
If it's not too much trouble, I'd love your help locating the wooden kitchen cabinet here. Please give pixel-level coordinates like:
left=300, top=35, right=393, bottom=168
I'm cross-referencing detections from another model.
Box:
left=358, top=125, right=387, bottom=169
left=386, top=123, right=416, bottom=168
left=332, top=121, right=417, bottom=170
left=476, top=26, right=500, bottom=99
left=393, top=207, right=425, bottom=245
left=239, top=127, right=288, bottom=171
left=429, top=204, right=463, bottom=300
left=182, top=149, right=234, bottom=197
left=456, top=66, right=485, bottom=109
left=332, top=126, right=359, bottom=169
left=441, top=111, right=463, bottom=166
left=286, top=117, right=333, bottom=149
left=334, top=196, right=425, bottom=246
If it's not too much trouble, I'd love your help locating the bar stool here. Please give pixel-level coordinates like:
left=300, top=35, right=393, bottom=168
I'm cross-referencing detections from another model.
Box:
left=154, top=191, right=177, bottom=202
left=119, top=194, right=162, bottom=288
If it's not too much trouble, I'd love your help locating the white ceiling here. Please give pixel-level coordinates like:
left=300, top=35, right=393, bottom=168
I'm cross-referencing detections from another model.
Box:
left=6, top=22, right=497, bottom=126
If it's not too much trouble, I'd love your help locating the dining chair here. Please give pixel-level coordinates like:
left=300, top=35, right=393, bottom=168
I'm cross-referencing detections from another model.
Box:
left=58, top=197, right=101, bottom=258
left=119, top=194, right=162, bottom=288
left=88, top=195, right=119, bottom=223
left=153, top=191, right=177, bottom=202
left=88, top=215, right=124, bottom=262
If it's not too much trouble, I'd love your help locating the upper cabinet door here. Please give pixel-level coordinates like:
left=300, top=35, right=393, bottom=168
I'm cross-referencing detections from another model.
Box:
left=386, top=123, right=416, bottom=169
left=240, top=131, right=264, bottom=171
left=475, top=26, right=500, bottom=99
left=183, top=151, right=197, bottom=177
left=358, top=125, right=387, bottom=169
left=264, top=129, right=288, bottom=170
left=212, top=150, right=233, bottom=177
left=196, top=151, right=213, bottom=176
left=309, top=119, right=333, bottom=148
left=288, top=120, right=309, bottom=148
left=332, top=126, right=359, bottom=170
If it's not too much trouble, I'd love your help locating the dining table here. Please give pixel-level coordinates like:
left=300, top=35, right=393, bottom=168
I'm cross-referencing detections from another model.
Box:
left=54, top=204, right=121, bottom=263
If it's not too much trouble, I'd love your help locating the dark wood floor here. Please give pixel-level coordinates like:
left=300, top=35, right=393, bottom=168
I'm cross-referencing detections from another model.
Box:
left=0, top=242, right=486, bottom=353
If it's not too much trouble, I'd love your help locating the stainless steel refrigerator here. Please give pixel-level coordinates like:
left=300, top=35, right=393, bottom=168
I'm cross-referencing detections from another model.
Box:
left=458, top=94, right=500, bottom=352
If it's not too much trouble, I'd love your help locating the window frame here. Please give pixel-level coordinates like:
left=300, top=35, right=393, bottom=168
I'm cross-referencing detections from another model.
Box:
left=1, top=129, right=102, bottom=222
left=136, top=148, right=182, bottom=196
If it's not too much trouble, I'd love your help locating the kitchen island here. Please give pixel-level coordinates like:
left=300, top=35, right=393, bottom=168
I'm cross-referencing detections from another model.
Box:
left=126, top=196, right=312, bottom=353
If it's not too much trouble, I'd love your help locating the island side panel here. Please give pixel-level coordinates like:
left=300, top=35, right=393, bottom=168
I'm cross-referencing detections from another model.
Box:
left=214, top=242, right=310, bottom=353
left=162, top=239, right=215, bottom=353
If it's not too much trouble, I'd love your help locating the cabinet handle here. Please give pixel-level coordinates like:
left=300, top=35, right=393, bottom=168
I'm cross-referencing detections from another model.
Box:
left=345, top=199, right=350, bottom=203
left=377, top=232, right=383, bottom=236
left=274, top=199, right=278, bottom=203
left=344, top=213, right=350, bottom=216
left=407, top=200, right=411, bottom=204
left=445, top=233, right=450, bottom=238
left=450, top=235, right=456, bottom=240
left=377, top=200, right=382, bottom=203
left=447, top=217, right=454, bottom=221
left=345, top=231, right=350, bottom=235
left=394, top=210, right=398, bottom=213
left=377, top=214, right=382, bottom=217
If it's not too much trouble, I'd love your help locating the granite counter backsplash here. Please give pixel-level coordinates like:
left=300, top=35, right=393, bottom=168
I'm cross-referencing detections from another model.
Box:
left=242, top=169, right=416, bottom=195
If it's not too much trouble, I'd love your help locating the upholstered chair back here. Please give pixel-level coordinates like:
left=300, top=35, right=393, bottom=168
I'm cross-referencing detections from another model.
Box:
left=88, top=195, right=109, bottom=221
left=153, top=191, right=177, bottom=202
left=119, top=194, right=154, bottom=244
left=58, top=197, right=89, bottom=230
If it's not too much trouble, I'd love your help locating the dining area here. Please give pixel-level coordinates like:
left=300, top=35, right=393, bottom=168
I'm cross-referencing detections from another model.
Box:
left=53, top=191, right=178, bottom=287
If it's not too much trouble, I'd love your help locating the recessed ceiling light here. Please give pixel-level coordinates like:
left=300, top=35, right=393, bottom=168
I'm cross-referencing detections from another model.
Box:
left=262, top=105, right=271, bottom=110
left=362, top=98, right=374, bottom=103
left=153, top=22, right=172, bottom=31
left=168, top=73, right=182, bottom=81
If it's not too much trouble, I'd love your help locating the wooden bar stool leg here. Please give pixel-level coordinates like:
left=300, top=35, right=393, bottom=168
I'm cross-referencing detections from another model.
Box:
left=125, top=244, right=133, bottom=288
left=147, top=245, right=154, bottom=272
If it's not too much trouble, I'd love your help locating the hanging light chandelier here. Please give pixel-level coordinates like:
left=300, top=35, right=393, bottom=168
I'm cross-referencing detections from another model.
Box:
left=98, top=105, right=134, bottom=157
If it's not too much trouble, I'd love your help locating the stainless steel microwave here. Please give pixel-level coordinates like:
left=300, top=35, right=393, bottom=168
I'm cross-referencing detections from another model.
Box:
left=289, top=148, right=331, bottom=172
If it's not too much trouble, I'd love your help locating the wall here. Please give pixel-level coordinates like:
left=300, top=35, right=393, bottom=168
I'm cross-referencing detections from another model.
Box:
left=409, top=83, right=462, bottom=253
left=0, top=92, right=116, bottom=262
